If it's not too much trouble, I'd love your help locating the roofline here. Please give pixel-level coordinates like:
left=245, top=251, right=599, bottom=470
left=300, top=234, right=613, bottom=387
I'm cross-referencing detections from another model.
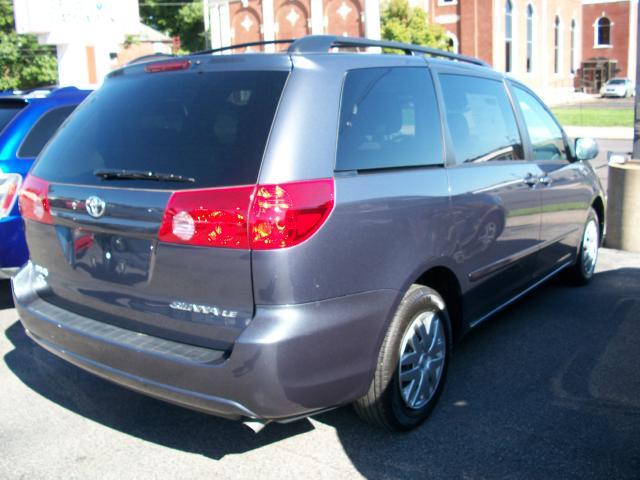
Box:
left=190, top=35, right=490, bottom=68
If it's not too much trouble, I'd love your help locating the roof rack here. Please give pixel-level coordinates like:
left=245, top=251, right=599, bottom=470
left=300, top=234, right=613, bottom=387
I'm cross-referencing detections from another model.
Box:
left=288, top=36, right=489, bottom=67
left=191, top=35, right=489, bottom=68
left=192, top=39, right=295, bottom=56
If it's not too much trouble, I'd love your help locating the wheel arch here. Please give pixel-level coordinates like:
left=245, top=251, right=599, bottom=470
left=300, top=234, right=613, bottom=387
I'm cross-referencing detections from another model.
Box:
left=413, top=266, right=464, bottom=344
left=591, top=195, right=605, bottom=243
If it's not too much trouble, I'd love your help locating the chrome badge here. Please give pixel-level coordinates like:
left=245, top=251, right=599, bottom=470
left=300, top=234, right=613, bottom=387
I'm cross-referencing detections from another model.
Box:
left=170, top=301, right=238, bottom=318
left=85, top=196, right=106, bottom=218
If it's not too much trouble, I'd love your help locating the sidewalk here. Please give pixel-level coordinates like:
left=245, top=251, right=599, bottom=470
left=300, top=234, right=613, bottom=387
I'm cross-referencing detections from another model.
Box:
left=563, top=125, right=633, bottom=140
left=543, top=91, right=601, bottom=107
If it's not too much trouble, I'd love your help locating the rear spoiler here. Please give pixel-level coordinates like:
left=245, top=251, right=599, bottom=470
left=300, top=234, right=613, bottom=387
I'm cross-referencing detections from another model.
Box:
left=0, top=97, right=29, bottom=107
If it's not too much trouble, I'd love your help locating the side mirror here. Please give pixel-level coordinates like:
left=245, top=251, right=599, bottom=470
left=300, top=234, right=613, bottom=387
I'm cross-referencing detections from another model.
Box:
left=575, top=137, right=599, bottom=161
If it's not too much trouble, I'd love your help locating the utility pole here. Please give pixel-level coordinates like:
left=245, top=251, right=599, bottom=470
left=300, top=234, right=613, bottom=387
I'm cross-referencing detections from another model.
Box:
left=633, top=0, right=640, bottom=157
left=203, top=0, right=211, bottom=50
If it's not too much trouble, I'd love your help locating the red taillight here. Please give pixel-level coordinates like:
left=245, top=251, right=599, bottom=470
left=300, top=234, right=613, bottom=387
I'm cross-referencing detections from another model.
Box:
left=18, top=175, right=52, bottom=224
left=159, top=185, right=255, bottom=248
left=249, top=179, right=335, bottom=250
left=0, top=173, right=22, bottom=219
left=144, top=59, right=190, bottom=73
left=158, top=179, right=334, bottom=250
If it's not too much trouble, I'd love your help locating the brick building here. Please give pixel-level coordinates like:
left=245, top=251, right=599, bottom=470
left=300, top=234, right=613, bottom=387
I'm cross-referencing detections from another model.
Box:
left=202, top=0, right=639, bottom=97
left=411, top=0, right=583, bottom=98
left=206, top=0, right=380, bottom=51
left=579, top=0, right=638, bottom=92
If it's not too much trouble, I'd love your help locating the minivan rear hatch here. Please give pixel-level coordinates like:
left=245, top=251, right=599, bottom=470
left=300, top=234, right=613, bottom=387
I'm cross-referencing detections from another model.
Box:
left=24, top=57, right=290, bottom=350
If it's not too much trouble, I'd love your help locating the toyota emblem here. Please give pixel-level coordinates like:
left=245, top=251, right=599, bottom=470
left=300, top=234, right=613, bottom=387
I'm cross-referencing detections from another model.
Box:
left=86, top=196, right=106, bottom=218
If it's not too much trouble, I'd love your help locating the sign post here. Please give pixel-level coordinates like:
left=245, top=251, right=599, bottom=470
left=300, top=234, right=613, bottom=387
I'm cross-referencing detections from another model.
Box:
left=634, top=1, right=640, bottom=157
left=203, top=0, right=211, bottom=50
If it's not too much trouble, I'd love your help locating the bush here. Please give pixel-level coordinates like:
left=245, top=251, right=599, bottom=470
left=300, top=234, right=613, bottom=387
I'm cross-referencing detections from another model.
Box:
left=381, top=0, right=451, bottom=51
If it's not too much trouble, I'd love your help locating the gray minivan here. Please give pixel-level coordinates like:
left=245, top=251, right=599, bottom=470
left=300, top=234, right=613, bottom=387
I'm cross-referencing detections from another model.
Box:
left=13, top=36, right=605, bottom=432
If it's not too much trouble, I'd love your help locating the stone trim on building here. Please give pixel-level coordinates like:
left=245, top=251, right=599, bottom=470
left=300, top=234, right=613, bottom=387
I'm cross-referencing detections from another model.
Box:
left=206, top=0, right=379, bottom=51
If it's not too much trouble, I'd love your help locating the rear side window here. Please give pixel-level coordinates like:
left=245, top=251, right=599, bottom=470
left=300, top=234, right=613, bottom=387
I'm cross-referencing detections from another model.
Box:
left=439, top=74, right=523, bottom=164
left=32, top=70, right=289, bottom=189
left=336, top=67, right=443, bottom=171
left=18, top=105, right=76, bottom=158
left=0, top=105, right=24, bottom=134
left=513, top=86, right=568, bottom=161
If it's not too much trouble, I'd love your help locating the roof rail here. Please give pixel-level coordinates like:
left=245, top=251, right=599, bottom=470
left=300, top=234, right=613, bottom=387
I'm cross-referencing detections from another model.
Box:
left=192, top=39, right=295, bottom=56
left=190, top=35, right=489, bottom=68
left=288, top=35, right=489, bottom=67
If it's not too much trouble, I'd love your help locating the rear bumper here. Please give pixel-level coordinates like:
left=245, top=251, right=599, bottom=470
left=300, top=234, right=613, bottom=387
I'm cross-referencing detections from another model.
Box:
left=0, top=216, right=28, bottom=270
left=12, top=262, right=398, bottom=421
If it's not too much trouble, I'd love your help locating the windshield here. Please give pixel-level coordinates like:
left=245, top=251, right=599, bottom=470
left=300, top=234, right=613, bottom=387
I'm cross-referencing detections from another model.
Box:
left=32, top=69, right=289, bottom=190
left=608, top=79, right=626, bottom=85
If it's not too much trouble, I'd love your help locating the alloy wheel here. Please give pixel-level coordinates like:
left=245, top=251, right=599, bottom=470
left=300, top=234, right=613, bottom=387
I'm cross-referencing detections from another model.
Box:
left=398, top=311, right=446, bottom=410
left=582, top=219, right=599, bottom=277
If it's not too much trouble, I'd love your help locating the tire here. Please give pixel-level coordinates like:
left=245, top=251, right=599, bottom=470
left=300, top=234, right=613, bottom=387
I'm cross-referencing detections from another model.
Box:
left=563, top=208, right=600, bottom=286
left=353, top=285, right=451, bottom=431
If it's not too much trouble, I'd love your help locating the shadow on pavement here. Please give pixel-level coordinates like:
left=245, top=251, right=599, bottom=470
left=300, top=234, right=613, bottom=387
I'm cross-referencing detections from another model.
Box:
left=317, top=269, right=640, bottom=479
left=3, top=269, right=640, bottom=476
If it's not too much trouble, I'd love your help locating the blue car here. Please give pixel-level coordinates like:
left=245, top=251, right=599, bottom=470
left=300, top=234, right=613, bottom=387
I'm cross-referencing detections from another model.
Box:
left=0, top=87, right=91, bottom=278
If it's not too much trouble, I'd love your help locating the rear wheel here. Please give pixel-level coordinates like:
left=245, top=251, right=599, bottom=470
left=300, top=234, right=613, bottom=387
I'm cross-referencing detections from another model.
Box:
left=354, top=285, right=450, bottom=431
left=563, top=208, right=600, bottom=285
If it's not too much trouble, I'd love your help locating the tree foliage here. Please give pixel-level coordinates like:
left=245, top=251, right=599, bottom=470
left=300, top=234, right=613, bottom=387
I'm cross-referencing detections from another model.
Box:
left=140, top=0, right=204, bottom=53
left=0, top=1, right=58, bottom=90
left=381, top=0, right=451, bottom=51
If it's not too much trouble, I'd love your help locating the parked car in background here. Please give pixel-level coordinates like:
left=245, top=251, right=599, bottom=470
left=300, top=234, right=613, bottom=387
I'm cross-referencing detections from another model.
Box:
left=12, top=36, right=605, bottom=432
left=600, top=78, right=635, bottom=98
left=0, top=87, right=91, bottom=278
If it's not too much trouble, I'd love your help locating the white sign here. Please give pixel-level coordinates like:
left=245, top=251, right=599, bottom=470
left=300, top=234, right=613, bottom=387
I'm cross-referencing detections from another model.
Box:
left=13, top=0, right=139, bottom=44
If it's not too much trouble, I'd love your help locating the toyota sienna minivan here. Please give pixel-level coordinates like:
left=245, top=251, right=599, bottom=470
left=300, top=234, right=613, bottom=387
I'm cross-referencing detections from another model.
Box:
left=12, top=36, right=605, bottom=432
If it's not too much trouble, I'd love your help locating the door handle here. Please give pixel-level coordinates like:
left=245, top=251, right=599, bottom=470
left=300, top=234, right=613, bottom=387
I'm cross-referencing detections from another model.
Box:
left=523, top=173, right=537, bottom=187
left=538, top=175, right=552, bottom=186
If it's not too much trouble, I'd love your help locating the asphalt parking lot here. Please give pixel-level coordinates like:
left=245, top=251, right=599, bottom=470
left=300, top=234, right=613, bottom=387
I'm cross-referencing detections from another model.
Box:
left=1, top=247, right=639, bottom=479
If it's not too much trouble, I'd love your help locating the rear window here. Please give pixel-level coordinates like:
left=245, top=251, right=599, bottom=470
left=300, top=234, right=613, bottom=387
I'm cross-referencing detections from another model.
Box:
left=32, top=70, right=289, bottom=189
left=18, top=105, right=76, bottom=158
left=0, top=105, right=24, bottom=134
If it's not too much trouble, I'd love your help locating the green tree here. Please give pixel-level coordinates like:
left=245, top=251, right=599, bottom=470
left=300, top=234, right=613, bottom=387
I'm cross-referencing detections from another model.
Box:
left=140, top=0, right=204, bottom=53
left=381, top=0, right=451, bottom=51
left=0, top=0, right=58, bottom=90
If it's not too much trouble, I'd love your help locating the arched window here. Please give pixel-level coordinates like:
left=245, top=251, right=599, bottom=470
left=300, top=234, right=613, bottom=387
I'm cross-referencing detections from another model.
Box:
left=554, top=15, right=560, bottom=74
left=571, top=19, right=577, bottom=73
left=526, top=4, right=533, bottom=72
left=446, top=31, right=459, bottom=53
left=505, top=0, right=513, bottom=73
left=596, top=17, right=611, bottom=46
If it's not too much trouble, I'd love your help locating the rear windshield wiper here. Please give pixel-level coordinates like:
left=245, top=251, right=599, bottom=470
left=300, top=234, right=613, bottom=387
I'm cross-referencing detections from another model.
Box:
left=94, top=169, right=195, bottom=183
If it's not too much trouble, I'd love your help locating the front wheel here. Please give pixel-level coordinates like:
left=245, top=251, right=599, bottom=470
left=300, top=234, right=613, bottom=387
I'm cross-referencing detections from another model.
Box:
left=353, top=285, right=450, bottom=431
left=563, top=208, right=600, bottom=285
